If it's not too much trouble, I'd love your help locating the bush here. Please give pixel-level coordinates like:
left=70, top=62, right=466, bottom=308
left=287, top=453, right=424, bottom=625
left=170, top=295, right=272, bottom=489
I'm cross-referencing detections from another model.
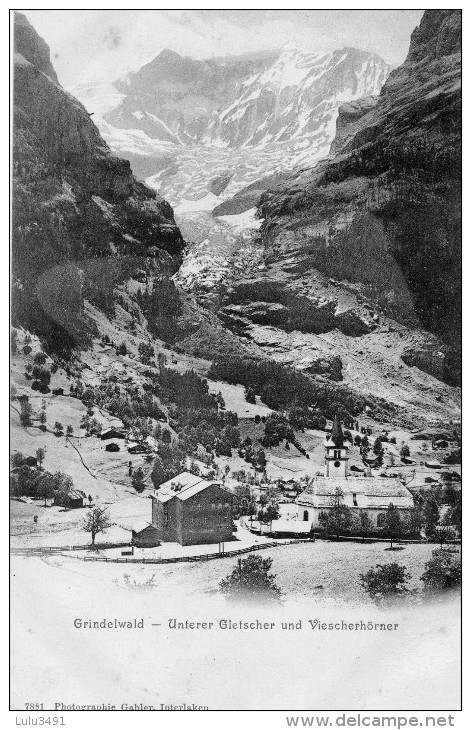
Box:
left=219, top=555, right=282, bottom=605
left=420, top=550, right=461, bottom=594
left=23, top=345, right=32, bottom=356
left=360, top=563, right=411, bottom=606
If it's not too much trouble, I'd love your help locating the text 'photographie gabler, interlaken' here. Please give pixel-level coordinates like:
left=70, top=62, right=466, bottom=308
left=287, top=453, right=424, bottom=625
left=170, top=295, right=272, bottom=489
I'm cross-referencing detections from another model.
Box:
left=10, top=8, right=461, bottom=712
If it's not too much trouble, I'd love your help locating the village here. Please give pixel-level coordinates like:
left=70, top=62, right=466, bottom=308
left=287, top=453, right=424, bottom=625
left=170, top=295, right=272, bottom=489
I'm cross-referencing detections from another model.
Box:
left=10, top=320, right=461, bottom=597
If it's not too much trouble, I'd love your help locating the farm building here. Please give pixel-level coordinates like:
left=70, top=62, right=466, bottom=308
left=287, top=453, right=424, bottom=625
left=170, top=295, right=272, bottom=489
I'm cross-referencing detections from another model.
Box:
left=54, top=490, right=86, bottom=509
left=127, top=442, right=148, bottom=454
left=131, top=523, right=161, bottom=548
left=101, top=428, right=125, bottom=441
left=294, top=414, right=414, bottom=529
left=151, top=472, right=235, bottom=546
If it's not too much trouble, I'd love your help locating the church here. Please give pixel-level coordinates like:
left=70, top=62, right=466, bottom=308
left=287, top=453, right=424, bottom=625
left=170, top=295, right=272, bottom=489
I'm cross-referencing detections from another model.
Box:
left=294, top=414, right=414, bottom=529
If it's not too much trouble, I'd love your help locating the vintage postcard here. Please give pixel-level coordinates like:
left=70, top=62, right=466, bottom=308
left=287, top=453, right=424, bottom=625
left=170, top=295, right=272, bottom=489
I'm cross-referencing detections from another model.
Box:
left=10, top=7, right=462, bottom=717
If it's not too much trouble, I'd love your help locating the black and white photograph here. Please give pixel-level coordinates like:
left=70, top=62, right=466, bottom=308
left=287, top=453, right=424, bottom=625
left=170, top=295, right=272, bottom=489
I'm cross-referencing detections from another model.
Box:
left=9, top=6, right=462, bottom=717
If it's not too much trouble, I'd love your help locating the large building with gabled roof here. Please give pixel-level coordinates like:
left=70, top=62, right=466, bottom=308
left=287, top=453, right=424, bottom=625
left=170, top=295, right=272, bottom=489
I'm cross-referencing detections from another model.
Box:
left=151, top=472, right=235, bottom=546
left=295, top=414, right=414, bottom=530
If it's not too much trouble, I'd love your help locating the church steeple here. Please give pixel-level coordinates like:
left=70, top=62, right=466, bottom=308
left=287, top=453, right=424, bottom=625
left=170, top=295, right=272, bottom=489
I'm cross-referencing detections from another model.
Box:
left=324, top=413, right=348, bottom=478
left=330, top=413, right=344, bottom=448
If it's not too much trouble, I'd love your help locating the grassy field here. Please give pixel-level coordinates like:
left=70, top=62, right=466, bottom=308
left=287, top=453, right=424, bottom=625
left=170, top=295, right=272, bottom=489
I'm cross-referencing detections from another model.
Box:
left=23, top=539, right=456, bottom=608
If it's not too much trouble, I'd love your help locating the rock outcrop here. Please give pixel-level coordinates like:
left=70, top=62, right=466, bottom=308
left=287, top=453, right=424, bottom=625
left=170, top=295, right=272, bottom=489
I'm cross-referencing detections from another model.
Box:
left=12, top=13, right=184, bottom=350
left=253, top=9, right=461, bottom=385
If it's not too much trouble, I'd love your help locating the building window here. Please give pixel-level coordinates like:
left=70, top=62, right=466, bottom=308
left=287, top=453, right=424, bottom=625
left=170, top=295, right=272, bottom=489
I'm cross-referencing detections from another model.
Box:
left=211, top=503, right=216, bottom=511
left=334, top=450, right=341, bottom=460
left=303, top=510, right=309, bottom=522
left=353, top=493, right=358, bottom=507
left=164, top=506, right=169, bottom=528
left=377, top=513, right=385, bottom=527
left=334, top=461, right=341, bottom=468
left=218, top=503, right=223, bottom=511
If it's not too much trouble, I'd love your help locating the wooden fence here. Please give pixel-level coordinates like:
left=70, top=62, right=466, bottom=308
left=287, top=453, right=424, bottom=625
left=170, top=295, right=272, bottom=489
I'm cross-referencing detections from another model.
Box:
left=11, top=539, right=312, bottom=564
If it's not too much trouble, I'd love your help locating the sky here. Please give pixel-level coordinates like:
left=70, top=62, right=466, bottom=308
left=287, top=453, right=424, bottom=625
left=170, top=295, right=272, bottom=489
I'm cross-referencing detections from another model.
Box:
left=21, top=9, right=424, bottom=90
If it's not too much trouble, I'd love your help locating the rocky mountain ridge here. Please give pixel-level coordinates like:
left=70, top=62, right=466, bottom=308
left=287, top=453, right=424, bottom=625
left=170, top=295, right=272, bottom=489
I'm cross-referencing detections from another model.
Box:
left=73, top=43, right=389, bottom=203
left=213, top=9, right=461, bottom=390
left=97, top=44, right=388, bottom=153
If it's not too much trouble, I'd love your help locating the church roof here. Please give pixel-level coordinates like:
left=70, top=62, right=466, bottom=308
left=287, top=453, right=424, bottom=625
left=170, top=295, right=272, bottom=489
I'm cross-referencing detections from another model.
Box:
left=295, top=477, right=414, bottom=510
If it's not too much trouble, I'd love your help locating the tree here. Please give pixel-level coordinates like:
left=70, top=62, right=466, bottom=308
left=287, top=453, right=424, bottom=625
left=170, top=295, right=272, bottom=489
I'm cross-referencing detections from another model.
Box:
left=40, top=471, right=56, bottom=507
left=138, top=342, right=154, bottom=365
left=373, top=437, right=384, bottom=465
left=66, top=425, right=74, bottom=438
left=322, top=487, right=352, bottom=537
left=444, top=502, right=461, bottom=536
left=151, top=457, right=166, bottom=488
left=255, top=448, right=267, bottom=471
left=357, top=511, right=373, bottom=541
left=383, top=503, right=403, bottom=548
left=82, top=507, right=113, bottom=546
left=400, top=443, right=410, bottom=460
left=423, top=496, right=440, bottom=538
left=132, top=467, right=146, bottom=493
left=360, top=563, right=411, bottom=606
left=11, top=329, right=18, bottom=354
left=161, top=428, right=172, bottom=445
left=265, top=503, right=280, bottom=523
left=38, top=410, right=47, bottom=427
left=219, top=555, right=282, bottom=605
left=407, top=505, right=423, bottom=538
left=245, top=386, right=256, bottom=404
left=20, top=400, right=33, bottom=427
left=420, top=550, right=461, bottom=594
left=36, top=447, right=46, bottom=472
left=54, top=421, right=64, bottom=436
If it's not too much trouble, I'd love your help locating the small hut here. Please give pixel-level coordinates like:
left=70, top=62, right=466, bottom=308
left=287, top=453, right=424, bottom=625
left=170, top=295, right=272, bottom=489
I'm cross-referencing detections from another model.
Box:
left=131, top=523, right=161, bottom=548
left=101, top=427, right=126, bottom=441
left=54, top=490, right=86, bottom=509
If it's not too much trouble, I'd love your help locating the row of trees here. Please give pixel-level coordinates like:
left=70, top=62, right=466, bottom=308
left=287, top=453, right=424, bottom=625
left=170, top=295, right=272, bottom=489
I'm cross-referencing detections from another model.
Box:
left=208, top=355, right=376, bottom=420
left=315, top=488, right=460, bottom=542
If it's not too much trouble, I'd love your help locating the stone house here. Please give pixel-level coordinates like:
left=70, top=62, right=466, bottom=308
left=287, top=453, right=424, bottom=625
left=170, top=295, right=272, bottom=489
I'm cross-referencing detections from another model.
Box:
left=151, top=472, right=235, bottom=546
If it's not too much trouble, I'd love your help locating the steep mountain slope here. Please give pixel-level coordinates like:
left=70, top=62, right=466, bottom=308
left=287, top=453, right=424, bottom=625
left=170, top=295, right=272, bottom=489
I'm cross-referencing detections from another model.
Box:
left=214, top=9, right=461, bottom=391
left=11, top=12, right=460, bottom=430
left=12, top=12, right=184, bottom=352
